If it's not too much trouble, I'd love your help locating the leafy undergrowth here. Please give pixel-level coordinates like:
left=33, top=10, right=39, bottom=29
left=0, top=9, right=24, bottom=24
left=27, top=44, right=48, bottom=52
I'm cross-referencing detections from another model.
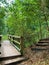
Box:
left=17, top=47, right=49, bottom=65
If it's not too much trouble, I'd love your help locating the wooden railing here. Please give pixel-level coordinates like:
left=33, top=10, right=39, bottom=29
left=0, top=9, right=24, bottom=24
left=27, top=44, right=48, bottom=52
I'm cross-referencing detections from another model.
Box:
left=8, top=35, right=24, bottom=55
left=8, top=32, right=44, bottom=55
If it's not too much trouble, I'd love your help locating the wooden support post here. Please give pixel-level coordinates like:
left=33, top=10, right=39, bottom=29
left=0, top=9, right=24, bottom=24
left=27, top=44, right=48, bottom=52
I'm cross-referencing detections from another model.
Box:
left=8, top=35, right=10, bottom=40
left=12, top=37, right=15, bottom=44
left=0, top=35, right=2, bottom=47
left=20, top=36, right=24, bottom=55
left=9, top=35, right=12, bottom=43
left=0, top=35, right=2, bottom=41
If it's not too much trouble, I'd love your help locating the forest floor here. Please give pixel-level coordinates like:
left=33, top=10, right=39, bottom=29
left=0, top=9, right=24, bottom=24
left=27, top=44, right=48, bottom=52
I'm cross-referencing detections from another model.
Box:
left=17, top=47, right=49, bottom=65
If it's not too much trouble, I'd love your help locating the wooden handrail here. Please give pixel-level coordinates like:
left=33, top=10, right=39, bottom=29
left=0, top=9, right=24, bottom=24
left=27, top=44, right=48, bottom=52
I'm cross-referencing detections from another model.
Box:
left=8, top=35, right=24, bottom=55
left=8, top=35, right=20, bottom=38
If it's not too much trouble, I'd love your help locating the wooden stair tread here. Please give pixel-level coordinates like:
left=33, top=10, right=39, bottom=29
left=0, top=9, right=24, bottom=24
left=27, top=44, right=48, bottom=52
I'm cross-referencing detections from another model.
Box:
left=36, top=44, right=49, bottom=46
left=2, top=57, right=26, bottom=65
left=36, top=43, right=49, bottom=45
left=32, top=46, right=48, bottom=49
left=31, top=48, right=49, bottom=51
left=38, top=41, right=49, bottom=43
left=0, top=54, right=22, bottom=61
left=40, top=38, right=49, bottom=41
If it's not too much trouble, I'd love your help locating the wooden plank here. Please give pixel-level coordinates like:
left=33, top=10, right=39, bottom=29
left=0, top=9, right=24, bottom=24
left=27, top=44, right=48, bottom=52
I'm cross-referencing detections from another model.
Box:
left=31, top=48, right=49, bottom=51
left=39, top=38, right=49, bottom=41
left=11, top=42, right=21, bottom=52
left=12, top=35, right=21, bottom=38
left=9, top=35, right=21, bottom=39
left=2, top=57, right=26, bottom=65
left=36, top=44, right=49, bottom=46
left=11, top=39, right=20, bottom=45
left=38, top=41, right=49, bottom=43
left=0, top=40, right=28, bottom=65
left=1, top=40, right=21, bottom=58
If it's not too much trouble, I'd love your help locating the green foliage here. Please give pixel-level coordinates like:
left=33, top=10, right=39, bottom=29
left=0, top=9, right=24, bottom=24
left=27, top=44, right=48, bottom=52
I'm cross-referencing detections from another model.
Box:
left=2, top=35, right=8, bottom=40
left=1, top=0, right=49, bottom=47
left=0, top=7, right=5, bottom=34
left=6, top=0, right=40, bottom=47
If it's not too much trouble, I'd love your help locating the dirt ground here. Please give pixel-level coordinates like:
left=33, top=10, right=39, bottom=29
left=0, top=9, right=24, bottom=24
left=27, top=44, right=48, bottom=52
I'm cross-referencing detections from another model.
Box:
left=17, top=47, right=49, bottom=65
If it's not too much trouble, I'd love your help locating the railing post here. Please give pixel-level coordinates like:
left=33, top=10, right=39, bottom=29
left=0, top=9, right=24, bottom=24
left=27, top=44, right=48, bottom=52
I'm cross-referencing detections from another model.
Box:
left=13, top=37, right=14, bottom=44
left=20, top=36, right=24, bottom=55
left=10, top=35, right=12, bottom=43
left=0, top=35, right=2, bottom=47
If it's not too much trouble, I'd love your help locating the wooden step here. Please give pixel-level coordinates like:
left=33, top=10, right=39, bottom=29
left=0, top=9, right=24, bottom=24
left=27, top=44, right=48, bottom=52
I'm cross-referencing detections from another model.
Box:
left=2, top=57, right=28, bottom=65
left=36, top=42, right=49, bottom=45
left=36, top=44, right=49, bottom=46
left=37, top=43, right=49, bottom=46
left=31, top=48, right=49, bottom=51
left=38, top=41, right=49, bottom=43
left=0, top=54, right=22, bottom=61
left=38, top=42, right=49, bottom=44
left=39, top=38, right=49, bottom=41
left=31, top=46, right=48, bottom=50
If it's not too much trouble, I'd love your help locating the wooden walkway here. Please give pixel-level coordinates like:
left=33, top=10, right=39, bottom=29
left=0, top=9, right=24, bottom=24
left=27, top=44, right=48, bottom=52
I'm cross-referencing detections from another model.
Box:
left=1, top=40, right=21, bottom=57
left=0, top=40, right=27, bottom=65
